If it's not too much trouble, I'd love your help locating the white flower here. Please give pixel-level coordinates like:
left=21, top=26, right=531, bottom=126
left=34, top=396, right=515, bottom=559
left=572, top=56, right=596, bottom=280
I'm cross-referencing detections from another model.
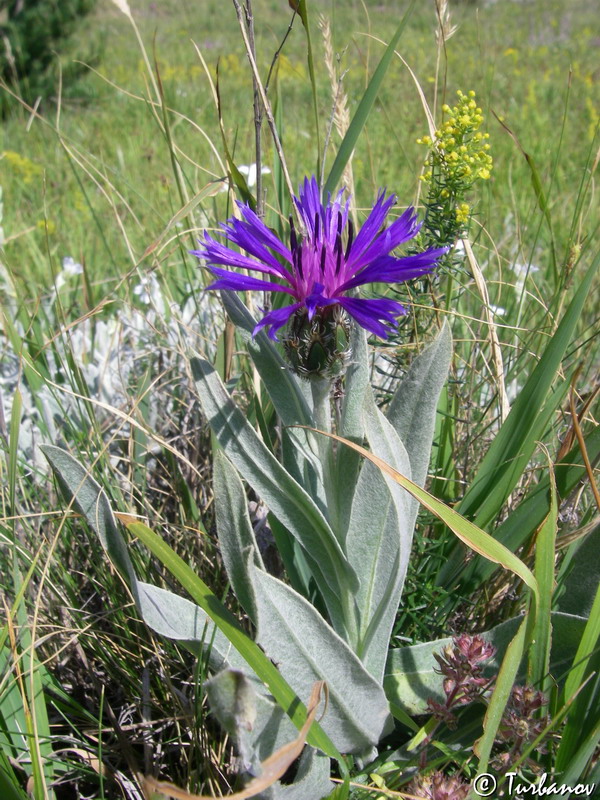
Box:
left=237, top=163, right=271, bottom=188
left=489, top=304, right=506, bottom=316
left=62, top=256, right=84, bottom=275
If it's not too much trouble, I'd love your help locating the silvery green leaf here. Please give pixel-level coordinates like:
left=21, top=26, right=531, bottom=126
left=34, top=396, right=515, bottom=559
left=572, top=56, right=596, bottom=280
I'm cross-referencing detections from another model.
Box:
left=221, top=292, right=324, bottom=526
left=250, top=563, right=392, bottom=753
left=387, top=321, right=452, bottom=525
left=346, top=389, right=412, bottom=682
left=205, top=669, right=331, bottom=799
left=192, top=357, right=358, bottom=631
left=205, top=669, right=257, bottom=738
left=220, top=290, right=313, bottom=425
left=41, top=446, right=258, bottom=673
left=340, top=324, right=370, bottom=440
left=205, top=669, right=259, bottom=771
left=273, top=748, right=333, bottom=800
left=41, top=444, right=136, bottom=589
left=281, top=427, right=326, bottom=516
left=136, top=581, right=246, bottom=671
left=330, top=324, right=370, bottom=538
left=213, top=450, right=263, bottom=622
left=384, top=617, right=519, bottom=715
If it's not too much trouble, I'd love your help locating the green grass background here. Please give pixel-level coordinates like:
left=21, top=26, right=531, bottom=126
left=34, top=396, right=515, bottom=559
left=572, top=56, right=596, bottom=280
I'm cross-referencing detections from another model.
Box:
left=1, top=0, right=598, bottom=295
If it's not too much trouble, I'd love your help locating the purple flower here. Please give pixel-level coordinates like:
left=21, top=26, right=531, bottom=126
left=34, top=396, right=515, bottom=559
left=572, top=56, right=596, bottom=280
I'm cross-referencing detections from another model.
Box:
left=191, top=176, right=447, bottom=340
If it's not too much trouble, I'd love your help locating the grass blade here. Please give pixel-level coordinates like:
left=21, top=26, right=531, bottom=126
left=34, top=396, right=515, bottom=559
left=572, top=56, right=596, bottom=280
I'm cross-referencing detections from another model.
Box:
left=455, top=252, right=598, bottom=531
left=474, top=616, right=529, bottom=772
left=441, top=424, right=600, bottom=592
left=323, top=0, right=417, bottom=197
left=530, top=458, right=558, bottom=691
left=556, top=575, right=600, bottom=771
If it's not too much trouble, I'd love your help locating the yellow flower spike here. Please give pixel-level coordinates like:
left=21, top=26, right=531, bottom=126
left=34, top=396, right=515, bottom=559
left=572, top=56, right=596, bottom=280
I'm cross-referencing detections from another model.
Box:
left=469, top=90, right=476, bottom=97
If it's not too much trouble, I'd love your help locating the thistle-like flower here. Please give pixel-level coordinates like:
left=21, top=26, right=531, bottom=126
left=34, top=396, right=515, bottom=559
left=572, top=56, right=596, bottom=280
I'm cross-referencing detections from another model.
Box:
left=192, top=177, right=446, bottom=377
left=408, top=771, right=470, bottom=800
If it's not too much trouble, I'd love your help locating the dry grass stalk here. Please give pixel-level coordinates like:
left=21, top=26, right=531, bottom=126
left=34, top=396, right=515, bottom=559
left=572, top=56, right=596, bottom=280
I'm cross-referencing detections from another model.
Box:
left=435, top=0, right=458, bottom=45
left=318, top=14, right=356, bottom=217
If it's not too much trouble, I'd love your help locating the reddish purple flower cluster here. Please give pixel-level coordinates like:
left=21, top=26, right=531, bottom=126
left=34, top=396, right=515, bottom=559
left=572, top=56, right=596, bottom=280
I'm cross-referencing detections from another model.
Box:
left=427, top=634, right=496, bottom=727
left=192, top=177, right=446, bottom=340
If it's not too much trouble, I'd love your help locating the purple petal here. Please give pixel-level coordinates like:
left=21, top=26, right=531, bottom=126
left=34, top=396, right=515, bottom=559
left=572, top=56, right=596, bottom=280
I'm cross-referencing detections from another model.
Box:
left=252, top=302, right=302, bottom=340
left=305, top=282, right=337, bottom=319
left=237, top=203, right=294, bottom=263
left=337, top=296, right=407, bottom=338
left=221, top=220, right=294, bottom=282
left=347, top=206, right=421, bottom=273
left=345, top=190, right=395, bottom=270
left=339, top=246, right=448, bottom=291
left=207, top=267, right=294, bottom=294
left=193, top=236, right=287, bottom=279
left=294, top=176, right=322, bottom=237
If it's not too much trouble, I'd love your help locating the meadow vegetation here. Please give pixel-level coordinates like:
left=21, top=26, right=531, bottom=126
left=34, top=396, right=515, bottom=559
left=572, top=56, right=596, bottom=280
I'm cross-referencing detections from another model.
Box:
left=0, top=0, right=598, bottom=798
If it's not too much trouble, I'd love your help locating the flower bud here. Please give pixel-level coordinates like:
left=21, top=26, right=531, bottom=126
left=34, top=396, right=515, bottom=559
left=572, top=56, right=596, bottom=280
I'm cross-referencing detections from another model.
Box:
left=283, top=305, right=351, bottom=380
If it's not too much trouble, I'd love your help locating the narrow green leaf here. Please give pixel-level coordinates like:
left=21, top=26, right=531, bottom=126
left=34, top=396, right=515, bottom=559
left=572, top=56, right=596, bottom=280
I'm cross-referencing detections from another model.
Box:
left=558, top=521, right=600, bottom=618
left=558, top=717, right=600, bottom=787
left=456, top=252, right=598, bottom=530
left=530, top=460, right=558, bottom=690
left=323, top=0, right=417, bottom=197
left=475, top=615, right=529, bottom=773
left=129, top=520, right=345, bottom=766
left=0, top=752, right=29, bottom=800
left=295, top=0, right=321, bottom=178
left=524, top=151, right=557, bottom=278
left=441, top=424, right=600, bottom=591
left=143, top=181, right=223, bottom=258
left=556, top=577, right=600, bottom=771
left=8, top=388, right=21, bottom=519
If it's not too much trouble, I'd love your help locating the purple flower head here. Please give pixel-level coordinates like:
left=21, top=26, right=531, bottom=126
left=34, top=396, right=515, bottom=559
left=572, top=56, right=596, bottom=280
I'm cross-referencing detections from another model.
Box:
left=191, top=176, right=447, bottom=341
